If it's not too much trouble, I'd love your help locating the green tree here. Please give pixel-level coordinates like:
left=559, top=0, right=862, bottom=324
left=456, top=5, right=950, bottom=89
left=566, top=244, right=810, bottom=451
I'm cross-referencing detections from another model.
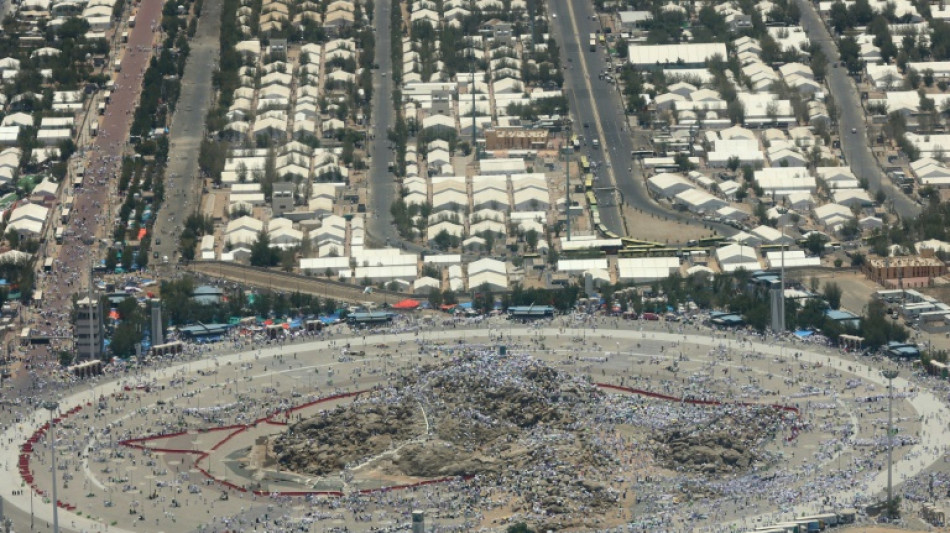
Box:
left=829, top=1, right=853, bottom=33
left=696, top=5, right=729, bottom=39
left=839, top=36, right=863, bottom=74
left=250, top=232, right=280, bottom=267
left=741, top=165, right=754, bottom=182
left=110, top=297, right=145, bottom=357
left=847, top=0, right=874, bottom=25
left=810, top=49, right=828, bottom=80
left=823, top=282, right=843, bottom=310
left=674, top=152, right=695, bottom=172
left=524, top=229, right=539, bottom=252
left=860, top=299, right=908, bottom=348
left=804, top=232, right=825, bottom=256
left=726, top=156, right=741, bottom=172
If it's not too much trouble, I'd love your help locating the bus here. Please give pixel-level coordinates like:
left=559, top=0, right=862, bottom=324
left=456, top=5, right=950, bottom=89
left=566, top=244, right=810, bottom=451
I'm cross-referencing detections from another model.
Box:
left=584, top=173, right=594, bottom=190
left=618, top=246, right=656, bottom=257
left=599, top=225, right=620, bottom=239
left=698, top=236, right=728, bottom=247
left=621, top=237, right=664, bottom=248
left=590, top=37, right=597, bottom=52
left=586, top=190, right=598, bottom=206
left=798, top=513, right=838, bottom=528
left=54, top=226, right=64, bottom=244
left=571, top=134, right=580, bottom=150
left=580, top=156, right=590, bottom=173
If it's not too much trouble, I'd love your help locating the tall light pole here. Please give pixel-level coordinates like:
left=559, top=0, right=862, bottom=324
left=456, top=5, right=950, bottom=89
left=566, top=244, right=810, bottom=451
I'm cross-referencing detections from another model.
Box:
left=565, top=125, right=572, bottom=242
left=882, top=369, right=899, bottom=518
left=779, top=225, right=786, bottom=330
left=42, top=401, right=60, bottom=533
left=470, top=54, right=478, bottom=163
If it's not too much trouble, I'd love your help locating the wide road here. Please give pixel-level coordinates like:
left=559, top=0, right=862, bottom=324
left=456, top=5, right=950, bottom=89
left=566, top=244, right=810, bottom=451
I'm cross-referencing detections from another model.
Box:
left=187, top=260, right=412, bottom=304
left=27, top=0, right=164, bottom=349
left=548, top=0, right=625, bottom=235
left=796, top=0, right=921, bottom=221
left=153, top=0, right=222, bottom=261
left=365, top=0, right=400, bottom=248
left=549, top=0, right=736, bottom=239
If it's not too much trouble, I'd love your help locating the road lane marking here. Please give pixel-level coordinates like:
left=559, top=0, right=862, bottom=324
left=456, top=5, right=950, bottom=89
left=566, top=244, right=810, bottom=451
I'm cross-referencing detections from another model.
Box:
left=564, top=0, right=625, bottom=235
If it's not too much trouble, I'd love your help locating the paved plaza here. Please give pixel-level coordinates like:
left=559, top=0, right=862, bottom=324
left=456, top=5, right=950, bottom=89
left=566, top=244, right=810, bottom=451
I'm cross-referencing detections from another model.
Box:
left=2, top=318, right=949, bottom=532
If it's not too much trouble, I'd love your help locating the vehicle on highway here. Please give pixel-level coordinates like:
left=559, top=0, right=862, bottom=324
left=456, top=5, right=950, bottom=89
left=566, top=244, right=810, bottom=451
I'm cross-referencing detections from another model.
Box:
left=592, top=139, right=600, bottom=148
left=852, top=128, right=857, bottom=134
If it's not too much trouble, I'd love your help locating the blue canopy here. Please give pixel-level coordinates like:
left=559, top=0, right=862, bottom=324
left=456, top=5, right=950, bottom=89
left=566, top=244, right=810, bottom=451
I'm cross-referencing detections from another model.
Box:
left=318, top=314, right=339, bottom=324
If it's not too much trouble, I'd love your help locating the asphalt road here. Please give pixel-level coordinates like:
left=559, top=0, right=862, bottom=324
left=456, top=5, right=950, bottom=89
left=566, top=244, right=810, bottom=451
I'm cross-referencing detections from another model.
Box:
left=548, top=0, right=625, bottom=235
left=549, top=0, right=736, bottom=239
left=365, top=0, right=400, bottom=248
left=796, top=0, right=921, bottom=221
left=153, top=0, right=223, bottom=261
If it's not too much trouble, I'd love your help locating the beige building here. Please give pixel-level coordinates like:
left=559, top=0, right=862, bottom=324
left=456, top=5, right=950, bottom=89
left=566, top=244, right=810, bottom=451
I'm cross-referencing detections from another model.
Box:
left=864, top=252, right=947, bottom=286
left=484, top=129, right=548, bottom=151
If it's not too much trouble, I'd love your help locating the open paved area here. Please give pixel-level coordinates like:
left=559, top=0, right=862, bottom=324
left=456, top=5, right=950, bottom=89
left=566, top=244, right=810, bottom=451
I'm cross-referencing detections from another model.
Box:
left=2, top=319, right=949, bottom=532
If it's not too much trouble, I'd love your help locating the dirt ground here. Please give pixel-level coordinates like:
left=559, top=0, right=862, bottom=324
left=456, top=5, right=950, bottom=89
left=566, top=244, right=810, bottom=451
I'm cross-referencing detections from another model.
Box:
left=918, top=282, right=950, bottom=305
left=620, top=203, right=720, bottom=244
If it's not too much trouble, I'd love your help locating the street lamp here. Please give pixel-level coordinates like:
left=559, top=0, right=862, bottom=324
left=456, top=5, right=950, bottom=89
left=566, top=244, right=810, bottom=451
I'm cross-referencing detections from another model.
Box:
left=881, top=369, right=899, bottom=518
left=42, top=400, right=60, bottom=533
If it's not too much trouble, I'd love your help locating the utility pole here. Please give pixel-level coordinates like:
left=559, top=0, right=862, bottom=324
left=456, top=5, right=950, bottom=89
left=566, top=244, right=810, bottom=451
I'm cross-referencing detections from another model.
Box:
left=88, top=259, right=95, bottom=362
left=565, top=125, right=571, bottom=241
left=882, top=368, right=899, bottom=518
left=42, top=401, right=60, bottom=533
left=779, top=224, right=786, bottom=331
left=471, top=56, right=478, bottom=162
